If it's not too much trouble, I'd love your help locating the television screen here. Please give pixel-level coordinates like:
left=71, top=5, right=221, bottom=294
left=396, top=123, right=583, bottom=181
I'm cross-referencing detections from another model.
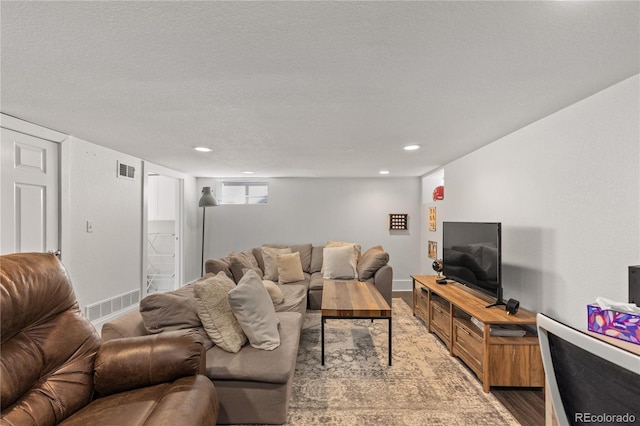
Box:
left=442, top=222, right=502, bottom=304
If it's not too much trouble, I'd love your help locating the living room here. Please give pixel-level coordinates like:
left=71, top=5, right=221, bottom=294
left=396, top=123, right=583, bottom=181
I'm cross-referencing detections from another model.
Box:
left=1, top=2, right=639, bottom=425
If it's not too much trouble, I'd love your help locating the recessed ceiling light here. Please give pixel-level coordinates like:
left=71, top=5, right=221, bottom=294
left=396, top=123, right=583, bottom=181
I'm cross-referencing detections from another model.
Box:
left=242, top=171, right=254, bottom=174
left=193, top=146, right=212, bottom=152
left=403, top=144, right=422, bottom=151
left=379, top=170, right=390, bottom=175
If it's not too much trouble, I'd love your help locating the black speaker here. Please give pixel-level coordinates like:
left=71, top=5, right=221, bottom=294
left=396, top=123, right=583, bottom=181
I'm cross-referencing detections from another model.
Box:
left=630, top=265, right=640, bottom=305
left=505, top=298, right=520, bottom=315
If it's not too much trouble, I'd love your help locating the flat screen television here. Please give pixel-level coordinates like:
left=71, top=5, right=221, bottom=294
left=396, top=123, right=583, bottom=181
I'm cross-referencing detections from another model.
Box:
left=442, top=222, right=503, bottom=307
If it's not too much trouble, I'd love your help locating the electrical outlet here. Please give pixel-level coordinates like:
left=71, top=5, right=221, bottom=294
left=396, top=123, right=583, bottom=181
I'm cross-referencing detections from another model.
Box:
left=86, top=220, right=94, bottom=233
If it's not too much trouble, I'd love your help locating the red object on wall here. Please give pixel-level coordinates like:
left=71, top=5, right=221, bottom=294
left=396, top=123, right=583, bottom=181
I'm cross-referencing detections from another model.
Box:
left=433, top=186, right=444, bottom=201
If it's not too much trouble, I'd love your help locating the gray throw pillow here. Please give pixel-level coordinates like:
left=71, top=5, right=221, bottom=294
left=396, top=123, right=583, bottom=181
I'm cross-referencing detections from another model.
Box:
left=229, top=250, right=262, bottom=282
left=357, top=245, right=390, bottom=280
left=228, top=270, right=280, bottom=350
left=139, top=284, right=201, bottom=334
left=139, top=282, right=214, bottom=350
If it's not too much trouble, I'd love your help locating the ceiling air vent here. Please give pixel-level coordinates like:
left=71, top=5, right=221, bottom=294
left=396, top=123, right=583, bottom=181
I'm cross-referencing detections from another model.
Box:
left=117, top=161, right=136, bottom=180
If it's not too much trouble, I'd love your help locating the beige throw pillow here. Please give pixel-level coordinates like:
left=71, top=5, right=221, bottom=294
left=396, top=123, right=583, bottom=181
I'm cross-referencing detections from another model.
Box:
left=193, top=272, right=247, bottom=353
left=277, top=252, right=305, bottom=284
left=228, top=270, right=280, bottom=350
left=322, top=245, right=358, bottom=279
left=262, top=280, right=284, bottom=304
left=262, top=247, right=291, bottom=281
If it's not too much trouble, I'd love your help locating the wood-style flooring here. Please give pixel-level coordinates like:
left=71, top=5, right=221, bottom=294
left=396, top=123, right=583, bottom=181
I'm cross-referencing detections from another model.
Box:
left=393, top=291, right=545, bottom=426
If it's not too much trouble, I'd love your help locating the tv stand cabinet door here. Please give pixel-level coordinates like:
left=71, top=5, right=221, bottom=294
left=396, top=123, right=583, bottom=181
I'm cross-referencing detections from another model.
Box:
left=487, top=339, right=545, bottom=388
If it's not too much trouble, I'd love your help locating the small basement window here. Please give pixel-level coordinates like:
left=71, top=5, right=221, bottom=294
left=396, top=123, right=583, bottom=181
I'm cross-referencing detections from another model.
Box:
left=220, top=181, right=268, bottom=205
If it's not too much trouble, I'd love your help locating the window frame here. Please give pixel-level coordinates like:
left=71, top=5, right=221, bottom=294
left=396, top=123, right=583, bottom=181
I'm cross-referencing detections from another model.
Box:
left=218, top=180, right=269, bottom=205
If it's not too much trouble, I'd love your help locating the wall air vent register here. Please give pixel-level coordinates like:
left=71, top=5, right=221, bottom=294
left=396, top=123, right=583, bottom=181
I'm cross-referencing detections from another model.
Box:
left=117, top=161, right=136, bottom=180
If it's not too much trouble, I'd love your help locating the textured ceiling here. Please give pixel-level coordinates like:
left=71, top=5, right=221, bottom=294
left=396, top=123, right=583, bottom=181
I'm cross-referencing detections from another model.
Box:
left=1, top=1, right=638, bottom=177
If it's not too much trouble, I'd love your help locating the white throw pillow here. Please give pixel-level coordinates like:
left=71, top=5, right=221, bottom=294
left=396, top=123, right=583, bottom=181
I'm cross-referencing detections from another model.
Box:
left=228, top=270, right=280, bottom=350
left=322, top=245, right=358, bottom=279
left=326, top=240, right=362, bottom=262
left=277, top=251, right=305, bottom=284
left=262, top=279, right=284, bottom=305
left=193, top=272, right=247, bottom=353
left=262, top=246, right=291, bottom=281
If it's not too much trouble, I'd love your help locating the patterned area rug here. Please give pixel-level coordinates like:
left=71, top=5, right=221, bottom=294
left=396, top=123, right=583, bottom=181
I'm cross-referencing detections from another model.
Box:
left=285, top=299, right=519, bottom=425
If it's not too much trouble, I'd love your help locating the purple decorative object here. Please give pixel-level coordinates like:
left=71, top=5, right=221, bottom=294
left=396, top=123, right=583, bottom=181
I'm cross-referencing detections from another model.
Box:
left=587, top=304, right=640, bottom=345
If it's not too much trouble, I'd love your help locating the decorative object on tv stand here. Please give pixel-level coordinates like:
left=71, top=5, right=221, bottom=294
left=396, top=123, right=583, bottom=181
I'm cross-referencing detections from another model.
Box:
left=433, top=185, right=444, bottom=201
left=199, top=186, right=218, bottom=275
left=388, top=214, right=408, bottom=230
left=432, top=259, right=443, bottom=278
left=505, top=298, right=520, bottom=315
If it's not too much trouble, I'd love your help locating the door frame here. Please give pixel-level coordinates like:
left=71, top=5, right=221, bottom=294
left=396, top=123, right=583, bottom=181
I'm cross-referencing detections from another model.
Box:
left=1, top=113, right=67, bottom=255
left=142, top=161, right=185, bottom=297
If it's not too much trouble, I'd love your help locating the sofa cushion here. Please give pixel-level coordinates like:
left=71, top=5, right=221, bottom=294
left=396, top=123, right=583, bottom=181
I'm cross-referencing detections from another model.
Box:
left=139, top=283, right=214, bottom=350
left=322, top=245, right=358, bottom=279
left=139, top=285, right=201, bottom=333
left=229, top=250, right=262, bottom=282
left=261, top=247, right=291, bottom=281
left=59, top=376, right=218, bottom=426
left=204, top=312, right=302, bottom=384
left=310, top=245, right=324, bottom=273
left=228, top=270, right=280, bottom=350
left=309, top=271, right=324, bottom=291
left=193, top=272, right=247, bottom=353
left=262, top=244, right=313, bottom=273
left=357, top=245, right=390, bottom=280
left=274, top=282, right=308, bottom=314
left=277, top=252, right=305, bottom=284
left=262, top=280, right=284, bottom=305
left=204, top=257, right=233, bottom=280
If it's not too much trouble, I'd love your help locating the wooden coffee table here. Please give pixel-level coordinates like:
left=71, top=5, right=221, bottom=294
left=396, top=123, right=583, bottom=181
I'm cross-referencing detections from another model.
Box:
left=321, top=280, right=392, bottom=366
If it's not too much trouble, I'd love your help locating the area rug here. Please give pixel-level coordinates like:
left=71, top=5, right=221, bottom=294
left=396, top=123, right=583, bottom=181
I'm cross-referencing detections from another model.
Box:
left=285, top=299, right=519, bottom=425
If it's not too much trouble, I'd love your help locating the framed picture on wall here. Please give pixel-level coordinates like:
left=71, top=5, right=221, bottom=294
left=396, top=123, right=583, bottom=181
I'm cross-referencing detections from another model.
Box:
left=429, top=207, right=436, bottom=231
left=428, top=241, right=437, bottom=259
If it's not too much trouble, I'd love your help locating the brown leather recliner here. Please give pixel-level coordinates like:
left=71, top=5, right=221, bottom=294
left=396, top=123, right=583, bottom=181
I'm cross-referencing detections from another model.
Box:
left=0, top=252, right=219, bottom=425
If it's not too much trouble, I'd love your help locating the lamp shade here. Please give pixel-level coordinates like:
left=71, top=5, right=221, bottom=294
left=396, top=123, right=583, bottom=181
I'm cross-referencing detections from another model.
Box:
left=199, top=187, right=218, bottom=207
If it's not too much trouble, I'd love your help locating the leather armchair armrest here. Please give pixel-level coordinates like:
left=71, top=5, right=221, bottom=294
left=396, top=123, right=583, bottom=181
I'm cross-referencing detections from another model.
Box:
left=94, top=329, right=206, bottom=397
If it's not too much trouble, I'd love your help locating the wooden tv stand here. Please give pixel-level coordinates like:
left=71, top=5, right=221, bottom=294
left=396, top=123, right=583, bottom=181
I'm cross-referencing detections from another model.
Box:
left=412, top=275, right=544, bottom=392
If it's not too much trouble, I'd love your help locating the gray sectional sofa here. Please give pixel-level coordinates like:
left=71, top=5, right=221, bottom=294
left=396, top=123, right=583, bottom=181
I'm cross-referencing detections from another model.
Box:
left=102, top=243, right=392, bottom=425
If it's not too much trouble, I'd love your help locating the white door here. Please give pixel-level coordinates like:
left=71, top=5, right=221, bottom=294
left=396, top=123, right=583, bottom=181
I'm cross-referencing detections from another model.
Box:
left=1, top=128, right=59, bottom=255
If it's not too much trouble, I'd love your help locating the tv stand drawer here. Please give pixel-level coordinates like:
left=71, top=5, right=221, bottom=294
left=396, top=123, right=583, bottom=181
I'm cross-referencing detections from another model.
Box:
left=430, top=299, right=450, bottom=342
left=453, top=318, right=483, bottom=375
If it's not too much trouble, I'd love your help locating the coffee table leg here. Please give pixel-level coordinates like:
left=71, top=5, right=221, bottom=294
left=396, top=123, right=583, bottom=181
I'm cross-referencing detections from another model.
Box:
left=388, top=317, right=392, bottom=366
left=321, top=317, right=325, bottom=365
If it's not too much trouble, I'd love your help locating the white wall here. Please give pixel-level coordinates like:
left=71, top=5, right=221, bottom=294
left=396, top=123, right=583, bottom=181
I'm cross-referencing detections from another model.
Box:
left=60, top=139, right=200, bottom=312
left=61, top=137, right=143, bottom=309
left=197, top=177, right=421, bottom=290
left=421, top=75, right=640, bottom=328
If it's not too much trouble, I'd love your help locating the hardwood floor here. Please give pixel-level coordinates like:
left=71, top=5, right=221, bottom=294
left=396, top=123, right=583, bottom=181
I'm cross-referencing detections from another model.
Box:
left=393, top=291, right=545, bottom=426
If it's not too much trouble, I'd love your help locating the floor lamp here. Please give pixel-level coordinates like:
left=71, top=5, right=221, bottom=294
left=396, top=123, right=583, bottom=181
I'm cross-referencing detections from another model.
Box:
left=199, top=186, right=218, bottom=275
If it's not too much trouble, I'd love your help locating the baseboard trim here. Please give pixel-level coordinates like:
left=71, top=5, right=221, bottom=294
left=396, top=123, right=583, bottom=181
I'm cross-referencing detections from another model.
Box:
left=392, top=279, right=412, bottom=292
